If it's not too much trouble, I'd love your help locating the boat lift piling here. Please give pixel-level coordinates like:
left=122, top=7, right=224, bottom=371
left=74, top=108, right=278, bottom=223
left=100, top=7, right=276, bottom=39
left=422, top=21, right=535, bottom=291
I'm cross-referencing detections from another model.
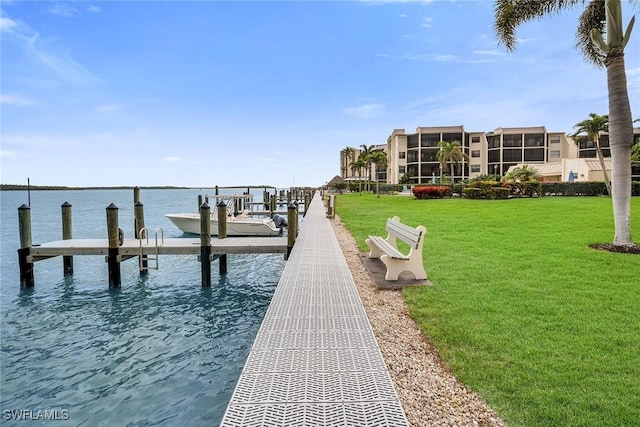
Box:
left=106, top=203, right=121, bottom=288
left=62, top=202, right=73, bottom=276
left=134, top=187, right=148, bottom=274
left=217, top=200, right=228, bottom=275
left=18, top=204, right=34, bottom=288
left=199, top=202, right=212, bottom=287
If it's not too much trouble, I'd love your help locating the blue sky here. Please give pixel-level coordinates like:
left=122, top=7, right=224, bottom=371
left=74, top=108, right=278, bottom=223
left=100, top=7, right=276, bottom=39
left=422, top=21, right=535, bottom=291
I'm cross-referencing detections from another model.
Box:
left=1, top=1, right=638, bottom=188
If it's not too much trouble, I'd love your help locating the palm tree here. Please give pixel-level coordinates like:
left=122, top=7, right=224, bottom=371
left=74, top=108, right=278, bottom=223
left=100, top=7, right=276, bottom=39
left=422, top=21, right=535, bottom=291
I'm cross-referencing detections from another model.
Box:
left=359, top=144, right=376, bottom=191
left=437, top=141, right=469, bottom=183
left=350, top=157, right=367, bottom=193
left=572, top=113, right=612, bottom=196
left=371, top=150, right=388, bottom=197
left=495, top=0, right=636, bottom=246
left=341, top=146, right=354, bottom=179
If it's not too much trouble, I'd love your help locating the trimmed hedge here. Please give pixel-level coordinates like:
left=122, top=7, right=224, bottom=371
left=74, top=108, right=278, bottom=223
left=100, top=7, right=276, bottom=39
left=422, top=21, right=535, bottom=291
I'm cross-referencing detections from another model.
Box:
left=412, top=185, right=453, bottom=199
left=462, top=181, right=510, bottom=199
left=541, top=182, right=607, bottom=196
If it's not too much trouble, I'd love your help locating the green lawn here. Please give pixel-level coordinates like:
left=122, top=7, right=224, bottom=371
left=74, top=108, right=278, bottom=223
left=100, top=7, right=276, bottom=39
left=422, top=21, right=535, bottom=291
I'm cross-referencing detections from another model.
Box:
left=335, top=194, right=640, bottom=427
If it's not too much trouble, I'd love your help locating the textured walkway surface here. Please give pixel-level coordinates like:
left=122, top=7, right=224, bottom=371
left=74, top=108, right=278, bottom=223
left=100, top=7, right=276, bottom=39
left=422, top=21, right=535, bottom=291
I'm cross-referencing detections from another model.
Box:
left=220, top=193, right=409, bottom=426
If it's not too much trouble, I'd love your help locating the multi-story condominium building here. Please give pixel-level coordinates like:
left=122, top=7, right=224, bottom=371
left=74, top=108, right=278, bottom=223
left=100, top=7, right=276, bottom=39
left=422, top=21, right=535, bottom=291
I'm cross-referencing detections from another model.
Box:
left=341, top=125, right=640, bottom=185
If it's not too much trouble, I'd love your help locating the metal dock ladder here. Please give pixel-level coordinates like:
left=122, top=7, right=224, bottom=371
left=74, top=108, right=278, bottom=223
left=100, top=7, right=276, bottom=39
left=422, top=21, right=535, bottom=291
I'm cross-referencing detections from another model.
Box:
left=138, top=227, right=164, bottom=271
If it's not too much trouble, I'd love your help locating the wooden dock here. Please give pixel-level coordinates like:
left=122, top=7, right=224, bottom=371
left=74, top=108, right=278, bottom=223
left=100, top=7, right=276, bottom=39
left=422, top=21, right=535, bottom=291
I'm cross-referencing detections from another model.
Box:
left=16, top=186, right=307, bottom=288
left=220, top=193, right=409, bottom=426
left=28, top=237, right=287, bottom=260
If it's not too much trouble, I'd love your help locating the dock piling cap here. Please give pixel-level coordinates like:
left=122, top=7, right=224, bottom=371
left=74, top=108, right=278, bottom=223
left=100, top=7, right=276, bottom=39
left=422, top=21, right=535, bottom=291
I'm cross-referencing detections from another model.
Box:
left=18, top=204, right=30, bottom=210
left=106, top=203, right=118, bottom=210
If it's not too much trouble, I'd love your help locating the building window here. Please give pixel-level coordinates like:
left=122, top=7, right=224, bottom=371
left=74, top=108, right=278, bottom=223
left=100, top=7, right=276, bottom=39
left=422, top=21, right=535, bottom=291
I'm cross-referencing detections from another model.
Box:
left=471, top=136, right=480, bottom=143
left=550, top=136, right=560, bottom=144
left=471, top=164, right=481, bottom=173
left=503, top=134, right=523, bottom=147
left=487, top=136, right=500, bottom=149
left=550, top=150, right=561, bottom=158
left=407, top=134, right=419, bottom=149
left=488, top=150, right=500, bottom=163
left=524, top=148, right=545, bottom=161
left=407, top=150, right=419, bottom=163
left=524, top=133, right=545, bottom=147
left=503, top=149, right=522, bottom=162
left=399, top=152, right=406, bottom=159
left=471, top=150, right=480, bottom=158
left=399, top=166, right=406, bottom=174
left=420, top=133, right=440, bottom=147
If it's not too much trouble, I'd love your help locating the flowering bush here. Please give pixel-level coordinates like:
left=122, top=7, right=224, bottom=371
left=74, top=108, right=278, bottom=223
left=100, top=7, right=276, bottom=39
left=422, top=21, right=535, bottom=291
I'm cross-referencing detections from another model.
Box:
left=412, top=185, right=453, bottom=199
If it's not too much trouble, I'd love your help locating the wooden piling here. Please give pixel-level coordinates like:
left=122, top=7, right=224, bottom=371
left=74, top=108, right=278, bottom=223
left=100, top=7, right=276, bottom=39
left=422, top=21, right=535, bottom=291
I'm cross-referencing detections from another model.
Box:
left=270, top=194, right=277, bottom=212
left=200, top=202, right=211, bottom=287
left=106, top=203, right=121, bottom=287
left=286, top=202, right=298, bottom=259
left=217, top=200, right=228, bottom=275
left=61, top=202, right=73, bottom=276
left=134, top=201, right=148, bottom=273
left=303, top=192, right=310, bottom=217
left=198, top=194, right=203, bottom=210
left=18, top=204, right=34, bottom=288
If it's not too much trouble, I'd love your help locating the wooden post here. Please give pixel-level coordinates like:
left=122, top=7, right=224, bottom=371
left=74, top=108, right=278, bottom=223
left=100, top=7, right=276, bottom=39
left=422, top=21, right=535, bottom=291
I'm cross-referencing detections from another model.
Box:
left=303, top=192, right=310, bottom=217
left=198, top=194, right=203, bottom=210
left=134, top=201, right=148, bottom=274
left=106, top=203, right=121, bottom=288
left=61, top=201, right=73, bottom=276
left=18, top=204, right=34, bottom=288
left=217, top=200, right=228, bottom=275
left=200, top=202, right=211, bottom=287
left=270, top=194, right=277, bottom=212
left=215, top=185, right=219, bottom=196
left=286, top=202, right=298, bottom=259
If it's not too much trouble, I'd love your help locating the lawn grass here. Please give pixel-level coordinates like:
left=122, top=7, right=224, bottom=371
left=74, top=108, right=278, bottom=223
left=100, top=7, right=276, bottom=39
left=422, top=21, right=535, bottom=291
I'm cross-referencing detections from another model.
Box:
left=335, top=193, right=640, bottom=427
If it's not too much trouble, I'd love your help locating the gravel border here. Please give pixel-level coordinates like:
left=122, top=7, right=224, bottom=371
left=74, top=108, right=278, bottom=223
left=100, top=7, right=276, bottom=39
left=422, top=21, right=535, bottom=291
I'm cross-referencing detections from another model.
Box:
left=331, top=215, right=506, bottom=427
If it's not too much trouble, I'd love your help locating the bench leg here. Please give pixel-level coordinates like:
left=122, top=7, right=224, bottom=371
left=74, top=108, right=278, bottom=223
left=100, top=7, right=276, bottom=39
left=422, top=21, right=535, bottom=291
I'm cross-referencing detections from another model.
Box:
left=381, top=255, right=427, bottom=281
left=365, top=238, right=383, bottom=259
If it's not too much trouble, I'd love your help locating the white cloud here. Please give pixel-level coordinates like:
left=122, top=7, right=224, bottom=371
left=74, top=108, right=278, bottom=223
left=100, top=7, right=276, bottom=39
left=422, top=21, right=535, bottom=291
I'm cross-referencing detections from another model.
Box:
left=473, top=50, right=501, bottom=56
left=434, top=55, right=459, bottom=62
left=0, top=16, right=18, bottom=31
left=0, top=93, right=36, bottom=106
left=86, top=5, right=101, bottom=13
left=163, top=156, right=183, bottom=163
left=343, top=103, right=385, bottom=119
left=420, top=17, right=433, bottom=28
left=48, top=4, right=80, bottom=17
left=95, top=103, right=119, bottom=113
left=1, top=14, right=98, bottom=85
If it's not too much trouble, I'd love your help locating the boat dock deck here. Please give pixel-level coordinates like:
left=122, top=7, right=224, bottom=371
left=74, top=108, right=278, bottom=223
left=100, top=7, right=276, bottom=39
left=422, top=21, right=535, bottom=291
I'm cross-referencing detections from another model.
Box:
left=220, top=194, right=409, bottom=426
left=28, top=237, right=287, bottom=261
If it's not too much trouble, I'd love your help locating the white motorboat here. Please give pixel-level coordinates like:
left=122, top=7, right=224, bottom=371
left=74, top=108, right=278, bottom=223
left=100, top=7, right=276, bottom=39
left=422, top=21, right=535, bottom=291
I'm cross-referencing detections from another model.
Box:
left=165, top=195, right=283, bottom=237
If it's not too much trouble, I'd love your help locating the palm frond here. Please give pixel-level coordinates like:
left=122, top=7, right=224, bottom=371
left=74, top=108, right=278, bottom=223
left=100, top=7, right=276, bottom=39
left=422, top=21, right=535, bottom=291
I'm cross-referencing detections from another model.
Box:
left=577, top=1, right=607, bottom=66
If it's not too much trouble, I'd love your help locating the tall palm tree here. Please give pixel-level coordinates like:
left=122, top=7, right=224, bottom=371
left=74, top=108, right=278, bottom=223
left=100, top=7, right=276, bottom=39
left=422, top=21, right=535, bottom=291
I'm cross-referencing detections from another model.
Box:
left=495, top=0, right=636, bottom=246
left=359, top=144, right=376, bottom=191
left=371, top=150, right=388, bottom=197
left=572, top=113, right=612, bottom=196
left=437, top=141, right=469, bottom=183
left=350, top=157, right=367, bottom=193
left=341, top=146, right=354, bottom=179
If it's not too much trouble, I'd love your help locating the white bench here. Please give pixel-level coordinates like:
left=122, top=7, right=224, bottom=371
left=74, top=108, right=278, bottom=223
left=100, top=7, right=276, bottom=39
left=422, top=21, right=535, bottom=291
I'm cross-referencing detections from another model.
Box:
left=365, top=216, right=427, bottom=281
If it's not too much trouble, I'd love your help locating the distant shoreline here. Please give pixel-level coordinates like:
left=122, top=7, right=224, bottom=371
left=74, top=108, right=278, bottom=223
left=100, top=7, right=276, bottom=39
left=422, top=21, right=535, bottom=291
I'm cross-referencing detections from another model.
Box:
left=0, top=184, right=192, bottom=191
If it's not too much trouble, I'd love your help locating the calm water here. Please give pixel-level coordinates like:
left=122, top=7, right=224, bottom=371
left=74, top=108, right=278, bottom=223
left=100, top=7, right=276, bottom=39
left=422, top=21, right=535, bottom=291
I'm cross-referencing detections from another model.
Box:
left=0, top=189, right=285, bottom=426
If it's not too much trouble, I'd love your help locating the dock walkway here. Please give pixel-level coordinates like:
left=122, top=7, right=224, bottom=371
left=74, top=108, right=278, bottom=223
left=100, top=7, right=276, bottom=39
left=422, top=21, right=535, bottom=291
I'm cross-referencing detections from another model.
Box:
left=220, top=194, right=409, bottom=426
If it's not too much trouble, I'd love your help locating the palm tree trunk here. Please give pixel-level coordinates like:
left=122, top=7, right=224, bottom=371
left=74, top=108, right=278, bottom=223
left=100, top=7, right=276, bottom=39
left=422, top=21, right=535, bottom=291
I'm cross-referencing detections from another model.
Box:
left=595, top=144, right=612, bottom=197
left=606, top=46, right=634, bottom=246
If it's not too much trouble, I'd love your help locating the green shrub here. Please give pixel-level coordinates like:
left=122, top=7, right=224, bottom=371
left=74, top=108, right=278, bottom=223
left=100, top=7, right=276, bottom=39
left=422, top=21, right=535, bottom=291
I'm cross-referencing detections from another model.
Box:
left=541, top=182, right=607, bottom=196
left=463, top=181, right=510, bottom=199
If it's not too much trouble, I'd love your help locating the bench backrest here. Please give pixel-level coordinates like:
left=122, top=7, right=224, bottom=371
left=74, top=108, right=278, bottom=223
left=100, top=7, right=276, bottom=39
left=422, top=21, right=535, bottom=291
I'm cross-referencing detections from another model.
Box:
left=385, top=216, right=424, bottom=249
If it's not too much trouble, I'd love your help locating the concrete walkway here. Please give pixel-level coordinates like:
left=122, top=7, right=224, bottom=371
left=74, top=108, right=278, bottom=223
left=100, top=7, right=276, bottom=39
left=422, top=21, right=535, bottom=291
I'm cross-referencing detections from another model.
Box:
left=220, top=193, right=409, bottom=426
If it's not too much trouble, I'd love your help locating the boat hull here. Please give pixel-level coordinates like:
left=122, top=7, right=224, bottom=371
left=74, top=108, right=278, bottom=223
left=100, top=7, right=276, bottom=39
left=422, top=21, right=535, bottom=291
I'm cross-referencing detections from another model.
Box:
left=165, top=213, right=281, bottom=237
